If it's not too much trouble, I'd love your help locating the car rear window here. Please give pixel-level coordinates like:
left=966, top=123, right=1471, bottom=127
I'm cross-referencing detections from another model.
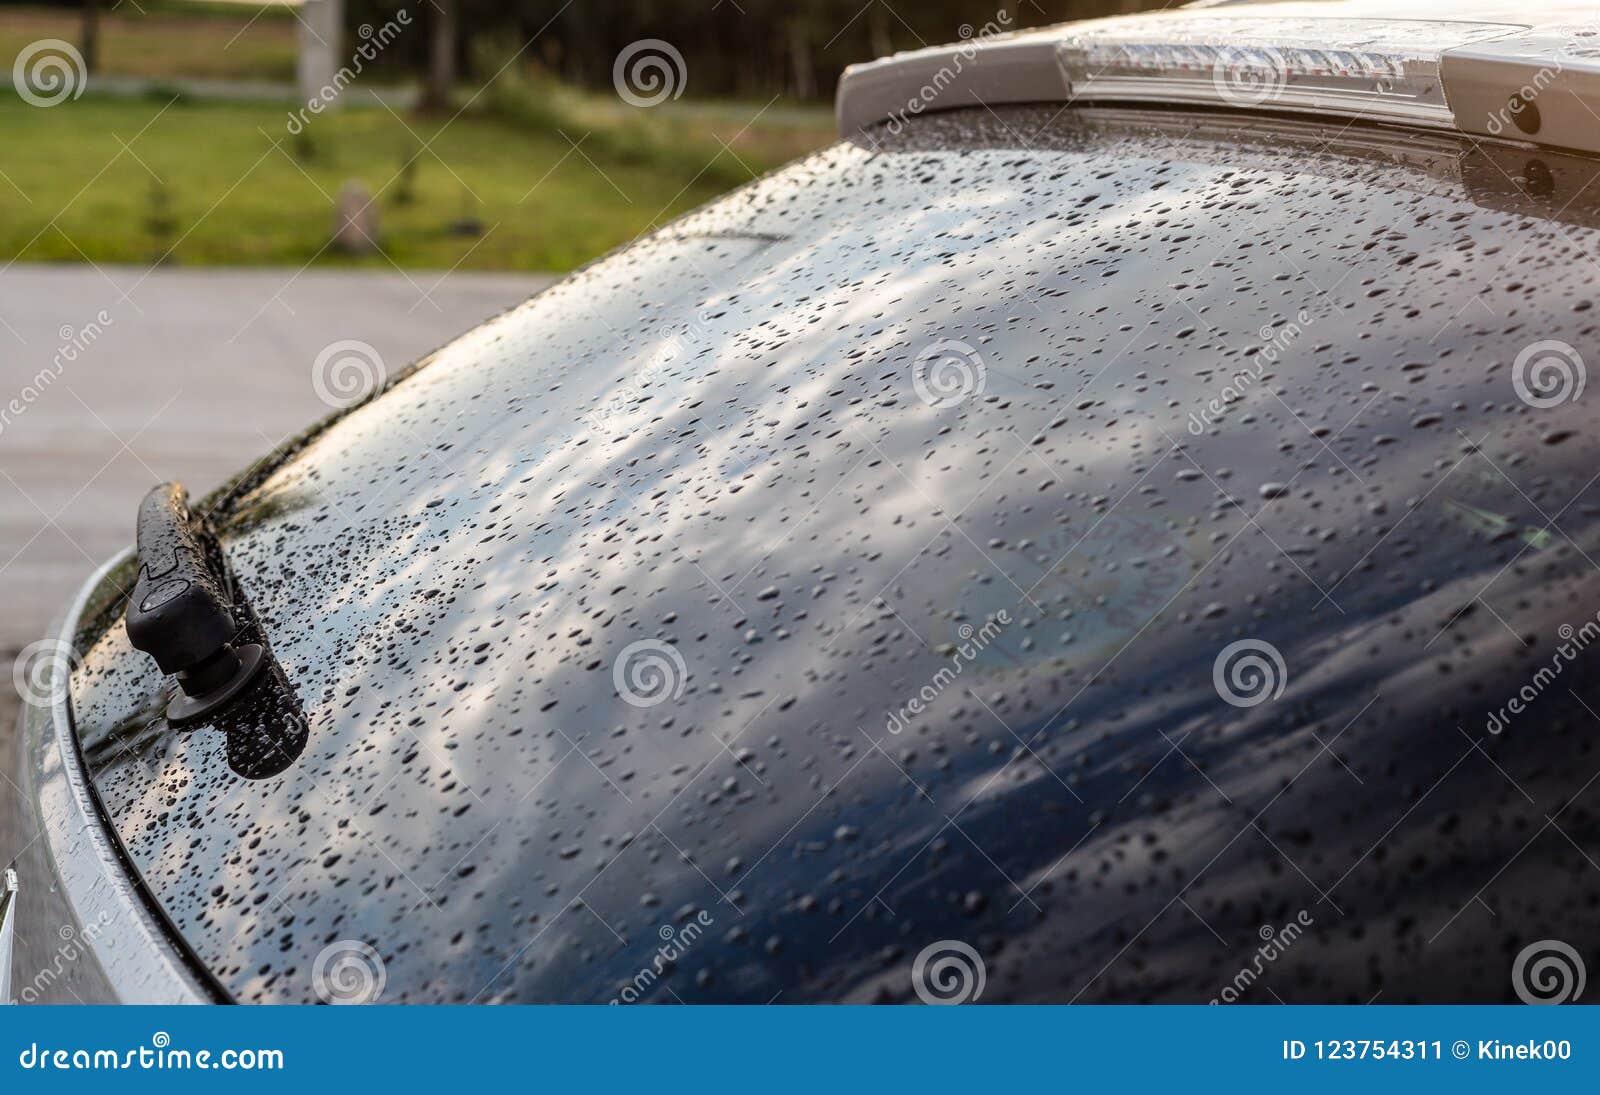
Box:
left=70, top=104, right=1600, bottom=1003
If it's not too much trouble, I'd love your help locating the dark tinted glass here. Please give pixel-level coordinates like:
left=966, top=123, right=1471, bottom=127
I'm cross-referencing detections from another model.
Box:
left=71, top=105, right=1600, bottom=1003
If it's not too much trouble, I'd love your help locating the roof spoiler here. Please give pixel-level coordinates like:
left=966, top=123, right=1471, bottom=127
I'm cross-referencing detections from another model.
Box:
left=836, top=12, right=1600, bottom=158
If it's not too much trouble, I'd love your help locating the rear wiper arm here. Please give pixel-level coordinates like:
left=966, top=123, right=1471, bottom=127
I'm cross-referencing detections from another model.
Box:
left=124, top=482, right=266, bottom=725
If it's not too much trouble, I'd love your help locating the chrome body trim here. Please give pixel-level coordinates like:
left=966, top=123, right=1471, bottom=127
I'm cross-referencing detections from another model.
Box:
left=0, top=869, right=17, bottom=1003
left=13, top=550, right=211, bottom=1004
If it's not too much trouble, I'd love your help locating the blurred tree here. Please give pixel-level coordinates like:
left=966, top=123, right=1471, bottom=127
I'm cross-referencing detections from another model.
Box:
left=786, top=14, right=815, bottom=101
left=421, top=0, right=456, bottom=113
left=340, top=0, right=1161, bottom=100
left=0, top=0, right=1166, bottom=102
left=80, top=0, right=99, bottom=74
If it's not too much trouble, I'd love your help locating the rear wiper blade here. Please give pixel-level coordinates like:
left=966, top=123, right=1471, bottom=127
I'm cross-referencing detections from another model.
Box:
left=124, top=482, right=266, bottom=725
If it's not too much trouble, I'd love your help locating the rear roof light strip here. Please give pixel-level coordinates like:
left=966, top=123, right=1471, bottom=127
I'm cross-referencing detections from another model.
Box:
left=838, top=15, right=1600, bottom=157
left=1052, top=16, right=1518, bottom=129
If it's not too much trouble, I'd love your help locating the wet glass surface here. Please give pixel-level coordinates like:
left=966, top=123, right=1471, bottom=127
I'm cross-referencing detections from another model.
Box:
left=69, top=105, right=1600, bottom=1002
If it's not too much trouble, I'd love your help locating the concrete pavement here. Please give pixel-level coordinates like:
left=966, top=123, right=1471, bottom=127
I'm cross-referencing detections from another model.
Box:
left=0, top=263, right=553, bottom=662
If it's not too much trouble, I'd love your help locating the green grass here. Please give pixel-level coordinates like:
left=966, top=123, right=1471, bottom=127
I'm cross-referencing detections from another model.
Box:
left=0, top=92, right=835, bottom=271
left=0, top=5, right=838, bottom=271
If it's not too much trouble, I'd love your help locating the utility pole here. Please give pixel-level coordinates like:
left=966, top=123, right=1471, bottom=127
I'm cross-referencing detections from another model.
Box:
left=296, top=0, right=344, bottom=105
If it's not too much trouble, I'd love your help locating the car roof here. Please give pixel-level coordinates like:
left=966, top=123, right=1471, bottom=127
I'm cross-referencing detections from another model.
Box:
left=837, top=0, right=1600, bottom=157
